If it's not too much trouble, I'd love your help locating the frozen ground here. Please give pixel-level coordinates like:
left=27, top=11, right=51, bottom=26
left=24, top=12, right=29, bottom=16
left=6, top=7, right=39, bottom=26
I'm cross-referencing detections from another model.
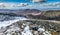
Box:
left=0, top=15, right=27, bottom=28
left=0, top=15, right=52, bottom=35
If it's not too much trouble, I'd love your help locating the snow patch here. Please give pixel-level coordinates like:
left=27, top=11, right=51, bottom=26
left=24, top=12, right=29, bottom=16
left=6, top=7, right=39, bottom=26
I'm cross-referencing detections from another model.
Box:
left=21, top=26, right=33, bottom=35
left=0, top=16, right=27, bottom=28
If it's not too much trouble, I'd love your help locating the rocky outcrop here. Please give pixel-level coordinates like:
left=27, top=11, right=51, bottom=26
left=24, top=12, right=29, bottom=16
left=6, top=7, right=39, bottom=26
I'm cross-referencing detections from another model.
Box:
left=0, top=20, right=60, bottom=35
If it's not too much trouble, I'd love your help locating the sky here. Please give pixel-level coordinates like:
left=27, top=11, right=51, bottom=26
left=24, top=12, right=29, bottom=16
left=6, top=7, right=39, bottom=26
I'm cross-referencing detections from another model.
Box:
left=0, top=0, right=60, bottom=10
left=0, top=0, right=60, bottom=3
left=46, top=0, right=60, bottom=3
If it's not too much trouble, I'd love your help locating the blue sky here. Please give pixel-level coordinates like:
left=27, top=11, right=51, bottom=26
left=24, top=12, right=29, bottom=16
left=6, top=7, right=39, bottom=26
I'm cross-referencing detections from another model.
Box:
left=0, top=0, right=60, bottom=3
left=0, top=0, right=29, bottom=3
left=47, top=0, right=60, bottom=2
left=0, top=0, right=60, bottom=10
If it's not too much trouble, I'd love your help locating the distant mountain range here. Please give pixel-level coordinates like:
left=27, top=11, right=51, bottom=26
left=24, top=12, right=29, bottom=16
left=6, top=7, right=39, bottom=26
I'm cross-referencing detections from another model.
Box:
left=0, top=9, right=41, bottom=16
left=0, top=9, right=60, bottom=20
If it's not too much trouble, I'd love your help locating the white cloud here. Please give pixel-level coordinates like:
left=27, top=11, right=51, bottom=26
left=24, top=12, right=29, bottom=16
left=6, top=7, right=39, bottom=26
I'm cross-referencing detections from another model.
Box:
left=0, top=3, right=16, bottom=8
left=39, top=2, right=60, bottom=7
left=17, top=3, right=28, bottom=7
left=0, top=3, right=5, bottom=7
left=32, top=0, right=44, bottom=3
left=0, top=2, right=60, bottom=9
left=0, top=3, right=29, bottom=9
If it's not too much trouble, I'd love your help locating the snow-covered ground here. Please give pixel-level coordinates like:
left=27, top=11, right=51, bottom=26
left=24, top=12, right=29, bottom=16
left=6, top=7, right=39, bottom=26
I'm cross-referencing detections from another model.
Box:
left=21, top=25, right=33, bottom=35
left=0, top=15, right=27, bottom=28
left=0, top=15, right=52, bottom=35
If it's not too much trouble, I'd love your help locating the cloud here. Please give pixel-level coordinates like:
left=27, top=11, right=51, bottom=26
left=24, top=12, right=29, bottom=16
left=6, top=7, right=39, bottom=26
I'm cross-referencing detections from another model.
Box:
left=0, top=3, right=14, bottom=8
left=32, top=0, right=45, bottom=3
left=22, top=2, right=60, bottom=10
left=17, top=3, right=28, bottom=7
left=0, top=3, right=5, bottom=7
left=39, top=2, right=60, bottom=7
left=0, top=3, right=29, bottom=8
left=0, top=2, right=60, bottom=9
left=0, top=3, right=32, bottom=9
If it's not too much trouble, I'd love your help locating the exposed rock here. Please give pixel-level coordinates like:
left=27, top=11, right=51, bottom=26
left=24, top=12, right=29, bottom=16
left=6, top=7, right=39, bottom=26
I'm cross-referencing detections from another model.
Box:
left=0, top=20, right=60, bottom=35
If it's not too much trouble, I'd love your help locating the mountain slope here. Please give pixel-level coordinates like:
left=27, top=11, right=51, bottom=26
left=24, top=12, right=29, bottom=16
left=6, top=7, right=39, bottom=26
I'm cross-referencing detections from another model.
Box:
left=25, top=10, right=60, bottom=20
